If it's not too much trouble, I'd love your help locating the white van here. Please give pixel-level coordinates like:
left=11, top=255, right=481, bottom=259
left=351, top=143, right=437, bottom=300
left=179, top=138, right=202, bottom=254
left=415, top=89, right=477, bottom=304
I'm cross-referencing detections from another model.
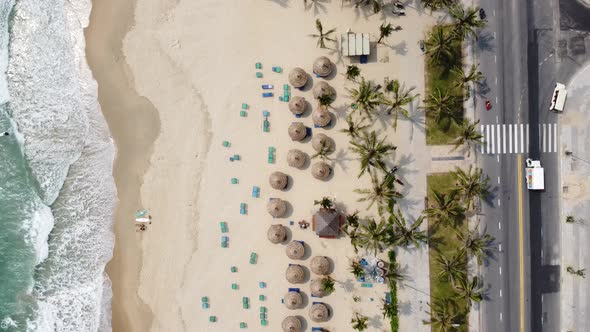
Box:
left=549, top=83, right=567, bottom=112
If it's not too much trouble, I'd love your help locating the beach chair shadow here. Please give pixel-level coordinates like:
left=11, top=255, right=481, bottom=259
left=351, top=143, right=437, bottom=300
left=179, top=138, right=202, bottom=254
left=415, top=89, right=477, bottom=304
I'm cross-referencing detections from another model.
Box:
left=368, top=314, right=383, bottom=329
left=398, top=300, right=413, bottom=316
left=339, top=278, right=356, bottom=293
left=330, top=149, right=352, bottom=173
left=266, top=0, right=289, bottom=8
left=390, top=40, right=408, bottom=55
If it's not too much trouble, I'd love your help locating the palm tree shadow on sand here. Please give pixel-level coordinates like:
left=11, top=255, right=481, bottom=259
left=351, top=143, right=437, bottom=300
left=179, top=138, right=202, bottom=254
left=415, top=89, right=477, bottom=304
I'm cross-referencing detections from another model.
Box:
left=266, top=0, right=290, bottom=8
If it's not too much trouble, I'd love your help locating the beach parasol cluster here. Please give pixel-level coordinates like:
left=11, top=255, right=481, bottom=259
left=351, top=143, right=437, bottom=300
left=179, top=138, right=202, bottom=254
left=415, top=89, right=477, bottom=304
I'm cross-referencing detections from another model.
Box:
left=311, top=162, right=332, bottom=180
left=311, top=133, right=334, bottom=152
left=313, top=56, right=333, bottom=77
left=269, top=171, right=289, bottom=190
left=310, top=278, right=327, bottom=297
left=287, top=149, right=307, bottom=168
left=312, top=81, right=335, bottom=100
left=310, top=256, right=330, bottom=275
left=289, top=96, right=307, bottom=115
left=288, top=122, right=307, bottom=141
left=286, top=264, right=305, bottom=284
left=267, top=224, right=287, bottom=244
left=286, top=241, right=305, bottom=259
left=282, top=316, right=302, bottom=332
left=310, top=303, right=330, bottom=322
left=283, top=291, right=303, bottom=309
left=312, top=108, right=332, bottom=127
left=267, top=198, right=288, bottom=218
left=289, top=68, right=308, bottom=88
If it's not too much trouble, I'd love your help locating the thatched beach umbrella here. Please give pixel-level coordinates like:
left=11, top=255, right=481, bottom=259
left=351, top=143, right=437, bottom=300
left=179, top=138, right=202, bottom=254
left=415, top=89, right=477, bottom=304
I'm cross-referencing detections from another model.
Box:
left=289, top=96, right=307, bottom=115
left=310, top=303, right=330, bottom=322
left=313, top=56, right=333, bottom=77
left=282, top=316, right=302, bottom=332
left=288, top=122, right=307, bottom=141
left=289, top=68, right=308, bottom=88
left=267, top=198, right=288, bottom=218
left=286, top=265, right=305, bottom=284
left=313, top=81, right=334, bottom=99
left=310, top=278, right=327, bottom=297
left=287, top=149, right=307, bottom=168
left=311, top=133, right=333, bottom=152
left=286, top=241, right=305, bottom=259
left=311, top=162, right=331, bottom=180
left=311, top=256, right=330, bottom=275
left=269, top=171, right=289, bottom=190
left=267, top=224, right=287, bottom=244
left=284, top=291, right=303, bottom=309
left=312, top=108, right=332, bottom=128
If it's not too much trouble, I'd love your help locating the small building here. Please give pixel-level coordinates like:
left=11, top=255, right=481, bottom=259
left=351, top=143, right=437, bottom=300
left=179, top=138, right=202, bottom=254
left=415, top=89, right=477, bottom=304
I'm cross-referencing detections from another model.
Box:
left=312, top=208, right=342, bottom=239
left=341, top=33, right=370, bottom=57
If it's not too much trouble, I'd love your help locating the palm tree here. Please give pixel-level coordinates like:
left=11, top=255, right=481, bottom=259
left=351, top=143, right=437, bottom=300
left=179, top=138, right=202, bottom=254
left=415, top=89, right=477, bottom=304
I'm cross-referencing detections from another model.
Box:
left=345, top=211, right=361, bottom=229
left=342, top=224, right=361, bottom=253
left=349, top=259, right=366, bottom=278
left=423, top=88, right=462, bottom=130
left=425, top=190, right=465, bottom=228
left=356, top=218, right=387, bottom=255
left=386, top=259, right=405, bottom=282
left=389, top=209, right=428, bottom=248
left=436, top=250, right=467, bottom=285
left=355, top=170, right=403, bottom=214
left=311, top=144, right=333, bottom=161
left=349, top=130, right=397, bottom=177
left=424, top=25, right=456, bottom=65
left=314, top=196, right=334, bottom=209
left=377, top=22, right=394, bottom=44
left=420, top=0, right=457, bottom=11
left=453, top=166, right=490, bottom=210
left=347, top=77, right=384, bottom=120
left=381, top=298, right=398, bottom=320
left=321, top=276, right=336, bottom=294
left=351, top=313, right=369, bottom=331
left=340, top=115, right=370, bottom=139
left=457, top=230, right=494, bottom=265
left=451, top=64, right=485, bottom=98
left=310, top=19, right=337, bottom=48
left=381, top=79, right=419, bottom=130
left=345, top=64, right=361, bottom=81
left=354, top=0, right=384, bottom=14
left=317, top=94, right=335, bottom=110
left=453, top=119, right=483, bottom=156
left=449, top=4, right=486, bottom=40
left=423, top=298, right=461, bottom=332
left=454, top=276, right=484, bottom=309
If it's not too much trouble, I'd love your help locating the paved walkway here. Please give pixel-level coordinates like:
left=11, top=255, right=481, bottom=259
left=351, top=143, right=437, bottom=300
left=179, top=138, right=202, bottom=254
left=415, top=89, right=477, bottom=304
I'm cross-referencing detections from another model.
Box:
left=559, top=61, right=590, bottom=332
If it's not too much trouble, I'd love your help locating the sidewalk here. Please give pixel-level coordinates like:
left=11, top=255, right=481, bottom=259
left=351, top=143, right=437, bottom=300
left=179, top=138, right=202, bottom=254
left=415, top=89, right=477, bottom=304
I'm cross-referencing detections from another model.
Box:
left=559, top=62, right=590, bottom=332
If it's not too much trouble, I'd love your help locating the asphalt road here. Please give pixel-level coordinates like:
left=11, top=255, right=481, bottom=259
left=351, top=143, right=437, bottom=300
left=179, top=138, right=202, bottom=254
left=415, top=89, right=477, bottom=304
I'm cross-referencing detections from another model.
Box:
left=475, top=0, right=562, bottom=331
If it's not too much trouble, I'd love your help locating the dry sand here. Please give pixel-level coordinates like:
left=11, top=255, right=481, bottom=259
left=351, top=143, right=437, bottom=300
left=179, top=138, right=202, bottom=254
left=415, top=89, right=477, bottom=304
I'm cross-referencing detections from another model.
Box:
left=87, top=0, right=444, bottom=331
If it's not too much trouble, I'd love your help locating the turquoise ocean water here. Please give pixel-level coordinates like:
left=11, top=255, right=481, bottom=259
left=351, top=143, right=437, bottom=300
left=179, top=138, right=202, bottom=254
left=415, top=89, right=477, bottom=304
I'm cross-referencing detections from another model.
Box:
left=0, top=0, right=116, bottom=331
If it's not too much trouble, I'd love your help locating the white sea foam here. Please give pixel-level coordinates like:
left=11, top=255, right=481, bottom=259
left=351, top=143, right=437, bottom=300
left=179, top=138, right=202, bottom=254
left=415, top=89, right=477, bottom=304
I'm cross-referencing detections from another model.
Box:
left=22, top=204, right=54, bottom=265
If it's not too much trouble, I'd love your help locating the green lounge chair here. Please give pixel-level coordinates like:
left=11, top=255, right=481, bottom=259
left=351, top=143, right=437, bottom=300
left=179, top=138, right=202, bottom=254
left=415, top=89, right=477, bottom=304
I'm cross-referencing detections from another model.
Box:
left=232, top=283, right=238, bottom=290
left=231, top=266, right=237, bottom=273
left=201, top=296, right=208, bottom=303
left=259, top=294, right=265, bottom=301
left=231, top=178, right=238, bottom=184
left=242, top=297, right=249, bottom=304
left=256, top=72, right=263, bottom=78
left=240, top=322, right=247, bottom=329
left=209, top=316, right=216, bottom=322
left=241, top=103, right=249, bottom=109
left=255, top=62, right=262, bottom=69
left=259, top=313, right=266, bottom=319
left=240, top=110, right=247, bottom=117
left=261, top=320, right=267, bottom=326
left=222, top=141, right=230, bottom=147
left=259, top=307, right=266, bottom=313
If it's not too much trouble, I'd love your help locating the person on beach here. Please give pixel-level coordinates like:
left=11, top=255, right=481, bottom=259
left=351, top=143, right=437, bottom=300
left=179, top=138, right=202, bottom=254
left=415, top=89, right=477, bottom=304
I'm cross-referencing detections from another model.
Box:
left=1, top=131, right=8, bottom=136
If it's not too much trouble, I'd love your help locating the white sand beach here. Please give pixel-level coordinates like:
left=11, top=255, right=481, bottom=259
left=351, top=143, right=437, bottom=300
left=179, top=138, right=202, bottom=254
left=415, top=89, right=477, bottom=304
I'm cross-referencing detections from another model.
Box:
left=86, top=0, right=456, bottom=331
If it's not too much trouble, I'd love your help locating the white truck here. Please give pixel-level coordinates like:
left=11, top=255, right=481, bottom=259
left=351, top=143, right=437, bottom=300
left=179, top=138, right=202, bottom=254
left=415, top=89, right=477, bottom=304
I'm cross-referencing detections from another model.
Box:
left=549, top=83, right=567, bottom=112
left=525, top=158, right=544, bottom=190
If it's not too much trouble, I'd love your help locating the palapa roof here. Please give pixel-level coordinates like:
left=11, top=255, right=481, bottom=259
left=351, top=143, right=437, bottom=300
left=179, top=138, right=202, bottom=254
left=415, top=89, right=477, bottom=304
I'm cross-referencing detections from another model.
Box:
left=286, top=265, right=305, bottom=284
left=269, top=171, right=289, bottom=190
left=313, top=208, right=341, bottom=238
left=311, top=134, right=334, bottom=154
left=313, top=56, right=333, bottom=77
left=312, top=81, right=334, bottom=99
left=311, top=162, right=332, bottom=180
left=282, top=316, right=302, bottom=332
left=267, top=224, right=287, bottom=244
left=289, top=96, right=307, bottom=115
left=289, top=68, right=308, bottom=88
left=287, top=149, right=307, bottom=168
left=310, top=278, right=327, bottom=297
left=310, top=303, right=330, bottom=322
left=310, top=256, right=330, bottom=275
left=267, top=198, right=288, bottom=218
left=312, top=108, right=332, bottom=127
left=284, top=291, right=303, bottom=309
left=286, top=241, right=305, bottom=259
left=288, top=122, right=307, bottom=141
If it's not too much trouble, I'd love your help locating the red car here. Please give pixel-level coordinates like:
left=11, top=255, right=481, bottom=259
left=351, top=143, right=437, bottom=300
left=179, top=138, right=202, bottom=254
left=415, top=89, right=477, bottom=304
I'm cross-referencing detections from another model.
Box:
left=485, top=100, right=492, bottom=111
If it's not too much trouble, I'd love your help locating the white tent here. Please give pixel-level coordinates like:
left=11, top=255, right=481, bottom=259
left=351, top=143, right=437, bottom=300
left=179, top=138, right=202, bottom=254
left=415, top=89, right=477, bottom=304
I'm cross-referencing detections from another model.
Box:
left=341, top=33, right=370, bottom=56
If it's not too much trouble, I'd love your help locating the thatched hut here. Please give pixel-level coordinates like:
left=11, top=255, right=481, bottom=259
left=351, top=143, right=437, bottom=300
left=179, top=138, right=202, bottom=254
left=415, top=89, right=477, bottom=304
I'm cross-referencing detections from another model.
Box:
left=311, top=133, right=334, bottom=152
left=269, top=171, right=289, bottom=190
left=313, top=56, right=333, bottom=77
left=286, top=265, right=305, bottom=284
left=289, top=96, right=307, bottom=115
left=312, top=81, right=334, bottom=99
left=312, top=108, right=332, bottom=127
left=310, top=278, right=327, bottom=297
left=282, top=316, right=302, bottom=332
left=310, top=303, right=330, bottom=322
left=310, top=256, right=330, bottom=275
left=312, top=208, right=342, bottom=239
left=286, top=241, right=305, bottom=259
left=267, top=224, right=287, bottom=244
left=289, top=68, right=308, bottom=88
left=311, top=162, right=331, bottom=180
left=288, top=122, right=307, bottom=141
left=267, top=198, right=288, bottom=218
left=284, top=291, right=303, bottom=309
left=287, top=149, right=307, bottom=168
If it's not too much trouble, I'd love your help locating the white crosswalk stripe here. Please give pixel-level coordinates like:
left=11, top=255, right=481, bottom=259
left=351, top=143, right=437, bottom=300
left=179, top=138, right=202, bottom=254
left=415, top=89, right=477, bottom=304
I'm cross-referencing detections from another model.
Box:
left=480, top=123, right=558, bottom=155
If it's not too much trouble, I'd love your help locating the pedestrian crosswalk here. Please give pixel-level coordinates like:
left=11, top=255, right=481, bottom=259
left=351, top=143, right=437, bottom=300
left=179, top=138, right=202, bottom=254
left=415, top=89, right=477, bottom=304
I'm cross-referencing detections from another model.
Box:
left=480, top=123, right=558, bottom=155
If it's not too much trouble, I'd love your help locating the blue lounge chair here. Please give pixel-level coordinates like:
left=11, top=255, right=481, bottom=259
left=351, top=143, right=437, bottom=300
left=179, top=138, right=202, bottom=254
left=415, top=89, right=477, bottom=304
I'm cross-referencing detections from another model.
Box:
left=312, top=328, right=323, bottom=331
left=262, top=92, right=273, bottom=98
left=360, top=54, right=368, bottom=64
left=288, top=288, right=300, bottom=292
left=295, top=114, right=302, bottom=118
left=385, top=292, right=392, bottom=304
left=306, top=127, right=312, bottom=136
left=261, top=84, right=274, bottom=89
left=262, top=110, right=270, bottom=117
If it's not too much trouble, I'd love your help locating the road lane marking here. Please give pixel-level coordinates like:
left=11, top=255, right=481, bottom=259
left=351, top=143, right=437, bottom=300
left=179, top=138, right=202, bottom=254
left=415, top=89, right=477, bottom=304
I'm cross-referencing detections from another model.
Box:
left=499, top=244, right=502, bottom=251
left=548, top=123, right=552, bottom=153
left=491, top=125, right=495, bottom=154
left=497, top=125, right=501, bottom=153
left=514, top=124, right=519, bottom=153
left=493, top=9, right=496, bottom=16
left=517, top=154, right=525, bottom=332
left=498, top=222, right=501, bottom=229
left=554, top=123, right=558, bottom=152
left=496, top=116, right=499, bottom=123
left=503, top=124, right=506, bottom=153
left=500, top=313, right=503, bottom=321
left=495, top=77, right=498, bottom=85
left=497, top=199, right=501, bottom=206
left=520, top=124, right=524, bottom=153
left=496, top=96, right=498, bottom=104
left=494, top=55, right=497, bottom=63
left=543, top=123, right=547, bottom=152
left=509, top=124, right=513, bottom=153
left=526, top=124, right=529, bottom=153
left=500, top=289, right=503, bottom=297
left=499, top=267, right=502, bottom=275
left=486, top=125, right=491, bottom=153
left=497, top=155, right=500, bottom=163
left=494, top=31, right=497, bottom=38
left=497, top=176, right=500, bottom=184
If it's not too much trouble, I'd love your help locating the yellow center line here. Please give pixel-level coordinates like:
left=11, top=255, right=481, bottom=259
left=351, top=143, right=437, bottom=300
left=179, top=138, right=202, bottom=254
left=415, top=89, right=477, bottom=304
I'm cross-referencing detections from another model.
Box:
left=517, top=154, right=525, bottom=332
